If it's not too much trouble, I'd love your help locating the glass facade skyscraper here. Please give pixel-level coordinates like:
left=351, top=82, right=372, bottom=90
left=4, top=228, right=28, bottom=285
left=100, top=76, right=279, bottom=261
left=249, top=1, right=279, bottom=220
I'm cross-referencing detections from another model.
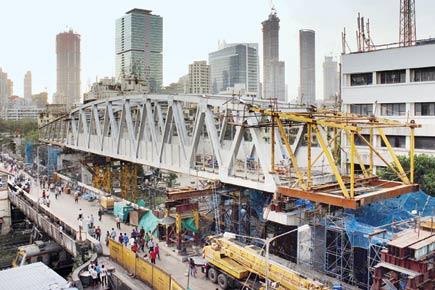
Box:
left=208, top=43, right=259, bottom=95
left=116, top=9, right=163, bottom=92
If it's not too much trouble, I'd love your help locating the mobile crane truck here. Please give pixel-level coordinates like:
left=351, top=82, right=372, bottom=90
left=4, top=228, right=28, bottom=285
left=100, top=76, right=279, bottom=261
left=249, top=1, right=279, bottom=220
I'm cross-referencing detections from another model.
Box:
left=203, top=235, right=335, bottom=290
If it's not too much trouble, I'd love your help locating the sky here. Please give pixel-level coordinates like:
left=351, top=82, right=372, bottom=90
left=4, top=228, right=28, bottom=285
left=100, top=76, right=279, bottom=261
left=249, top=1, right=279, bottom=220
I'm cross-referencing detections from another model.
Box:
left=1, top=0, right=434, bottom=103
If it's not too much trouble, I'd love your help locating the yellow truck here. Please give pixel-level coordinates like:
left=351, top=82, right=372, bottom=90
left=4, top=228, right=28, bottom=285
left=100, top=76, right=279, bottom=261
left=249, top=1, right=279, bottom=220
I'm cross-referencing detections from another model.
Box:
left=203, top=235, right=330, bottom=290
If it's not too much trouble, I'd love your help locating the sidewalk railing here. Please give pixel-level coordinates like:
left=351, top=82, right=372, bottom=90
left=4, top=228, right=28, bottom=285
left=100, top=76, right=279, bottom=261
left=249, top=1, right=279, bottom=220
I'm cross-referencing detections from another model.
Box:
left=108, top=240, right=185, bottom=290
left=8, top=190, right=79, bottom=257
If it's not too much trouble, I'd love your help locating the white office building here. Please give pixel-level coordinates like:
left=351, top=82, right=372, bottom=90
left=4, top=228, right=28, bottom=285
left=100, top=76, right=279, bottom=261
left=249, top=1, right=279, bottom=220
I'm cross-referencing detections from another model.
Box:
left=341, top=39, right=435, bottom=170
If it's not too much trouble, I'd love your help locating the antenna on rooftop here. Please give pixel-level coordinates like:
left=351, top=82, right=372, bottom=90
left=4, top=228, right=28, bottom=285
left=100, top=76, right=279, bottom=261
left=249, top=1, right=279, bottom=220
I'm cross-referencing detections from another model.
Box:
left=399, top=0, right=416, bottom=46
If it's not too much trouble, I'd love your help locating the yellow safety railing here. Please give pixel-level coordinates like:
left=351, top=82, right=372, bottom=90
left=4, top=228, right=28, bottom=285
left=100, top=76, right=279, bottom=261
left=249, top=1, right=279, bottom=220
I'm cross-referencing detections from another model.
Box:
left=109, top=240, right=186, bottom=290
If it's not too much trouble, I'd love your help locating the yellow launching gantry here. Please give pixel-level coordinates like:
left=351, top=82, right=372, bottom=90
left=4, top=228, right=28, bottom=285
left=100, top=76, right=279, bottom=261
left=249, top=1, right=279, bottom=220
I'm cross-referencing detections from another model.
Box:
left=248, top=105, right=420, bottom=209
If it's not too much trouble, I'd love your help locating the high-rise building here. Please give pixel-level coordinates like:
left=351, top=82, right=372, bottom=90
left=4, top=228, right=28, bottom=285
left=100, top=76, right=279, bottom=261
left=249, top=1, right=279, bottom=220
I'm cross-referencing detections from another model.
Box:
left=116, top=9, right=163, bottom=92
left=262, top=9, right=286, bottom=102
left=55, top=29, right=81, bottom=107
left=6, top=79, right=13, bottom=98
left=24, top=71, right=32, bottom=100
left=323, top=56, right=338, bottom=101
left=0, top=68, right=13, bottom=110
left=299, top=29, right=316, bottom=104
left=187, top=61, right=210, bottom=94
left=209, top=42, right=259, bottom=95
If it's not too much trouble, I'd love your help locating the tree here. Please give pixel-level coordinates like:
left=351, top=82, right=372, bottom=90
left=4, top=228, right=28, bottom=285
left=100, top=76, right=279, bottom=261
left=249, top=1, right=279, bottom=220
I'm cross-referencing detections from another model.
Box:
left=378, top=154, right=435, bottom=197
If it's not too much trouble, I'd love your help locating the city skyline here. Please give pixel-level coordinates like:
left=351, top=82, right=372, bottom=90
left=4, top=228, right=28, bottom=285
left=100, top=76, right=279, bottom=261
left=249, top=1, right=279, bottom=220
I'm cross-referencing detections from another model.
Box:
left=1, top=0, right=435, bottom=102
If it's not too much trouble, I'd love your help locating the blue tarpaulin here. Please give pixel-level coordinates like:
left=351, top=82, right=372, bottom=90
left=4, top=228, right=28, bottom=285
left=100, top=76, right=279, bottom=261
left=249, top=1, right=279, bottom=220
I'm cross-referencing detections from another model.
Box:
left=47, top=147, right=61, bottom=177
left=25, top=142, right=33, bottom=164
left=336, top=191, right=434, bottom=249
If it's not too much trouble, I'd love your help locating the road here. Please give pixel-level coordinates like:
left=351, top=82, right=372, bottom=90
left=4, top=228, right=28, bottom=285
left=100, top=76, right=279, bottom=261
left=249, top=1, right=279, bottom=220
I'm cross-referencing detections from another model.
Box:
left=20, top=172, right=216, bottom=290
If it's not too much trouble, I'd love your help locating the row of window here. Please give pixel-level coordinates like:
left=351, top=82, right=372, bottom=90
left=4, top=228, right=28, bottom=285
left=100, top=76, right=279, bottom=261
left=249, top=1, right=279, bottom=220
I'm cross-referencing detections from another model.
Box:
left=354, top=135, right=435, bottom=150
left=350, top=102, right=435, bottom=116
left=350, top=66, right=435, bottom=86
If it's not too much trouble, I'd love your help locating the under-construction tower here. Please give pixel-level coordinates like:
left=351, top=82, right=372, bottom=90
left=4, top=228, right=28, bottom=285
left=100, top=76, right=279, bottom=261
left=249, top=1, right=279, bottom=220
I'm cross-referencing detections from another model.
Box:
left=399, top=0, right=416, bottom=46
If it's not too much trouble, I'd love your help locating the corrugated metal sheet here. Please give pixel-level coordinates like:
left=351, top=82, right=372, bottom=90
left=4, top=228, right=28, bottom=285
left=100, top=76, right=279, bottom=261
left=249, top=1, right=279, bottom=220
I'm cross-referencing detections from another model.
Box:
left=0, top=262, right=72, bottom=290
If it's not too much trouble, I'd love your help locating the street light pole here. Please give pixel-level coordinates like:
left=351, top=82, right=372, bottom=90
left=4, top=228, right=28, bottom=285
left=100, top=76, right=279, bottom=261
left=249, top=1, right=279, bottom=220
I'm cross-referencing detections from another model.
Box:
left=265, top=224, right=309, bottom=290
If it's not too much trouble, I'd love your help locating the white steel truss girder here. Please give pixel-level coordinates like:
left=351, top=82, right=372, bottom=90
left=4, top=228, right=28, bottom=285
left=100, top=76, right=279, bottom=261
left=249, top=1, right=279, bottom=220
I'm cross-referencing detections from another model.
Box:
left=39, top=95, right=312, bottom=193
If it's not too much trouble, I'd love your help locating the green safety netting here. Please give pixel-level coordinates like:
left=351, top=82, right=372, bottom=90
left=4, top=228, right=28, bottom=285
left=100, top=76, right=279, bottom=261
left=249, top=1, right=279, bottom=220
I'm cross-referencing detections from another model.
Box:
left=182, top=217, right=198, bottom=233
left=113, top=202, right=132, bottom=222
left=138, top=211, right=160, bottom=237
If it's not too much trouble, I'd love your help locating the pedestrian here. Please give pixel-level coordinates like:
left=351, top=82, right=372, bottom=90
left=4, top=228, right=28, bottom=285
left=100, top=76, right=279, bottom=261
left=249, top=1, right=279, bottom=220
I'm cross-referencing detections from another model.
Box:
left=131, top=242, right=138, bottom=253
left=123, top=233, right=129, bottom=246
left=95, top=226, right=101, bottom=241
left=150, top=249, right=157, bottom=264
left=118, top=233, right=123, bottom=244
left=189, top=258, right=197, bottom=278
left=90, top=214, right=94, bottom=228
left=54, top=187, right=58, bottom=199
left=89, top=266, right=98, bottom=286
left=139, top=236, right=145, bottom=252
left=78, top=218, right=83, bottom=240
left=98, top=208, right=103, bottom=221
left=42, top=190, right=46, bottom=199
left=147, top=238, right=154, bottom=252
left=105, top=231, right=110, bottom=246
left=110, top=228, right=116, bottom=240
left=45, top=197, right=50, bottom=207
left=155, top=243, right=160, bottom=260
left=95, top=263, right=101, bottom=282
left=74, top=191, right=79, bottom=203
left=145, top=232, right=150, bottom=248
left=100, top=265, right=107, bottom=287
left=115, top=216, right=121, bottom=230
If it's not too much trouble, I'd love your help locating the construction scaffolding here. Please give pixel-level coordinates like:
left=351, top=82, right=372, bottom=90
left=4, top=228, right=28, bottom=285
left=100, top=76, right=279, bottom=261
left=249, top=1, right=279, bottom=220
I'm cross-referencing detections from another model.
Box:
left=324, top=214, right=357, bottom=287
left=319, top=191, right=434, bottom=289
left=120, top=161, right=140, bottom=201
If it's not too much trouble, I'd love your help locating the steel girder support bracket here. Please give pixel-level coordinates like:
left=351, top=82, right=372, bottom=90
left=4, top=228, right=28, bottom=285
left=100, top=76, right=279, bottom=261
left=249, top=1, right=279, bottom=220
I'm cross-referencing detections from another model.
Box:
left=314, top=125, right=350, bottom=198
left=377, top=128, right=410, bottom=184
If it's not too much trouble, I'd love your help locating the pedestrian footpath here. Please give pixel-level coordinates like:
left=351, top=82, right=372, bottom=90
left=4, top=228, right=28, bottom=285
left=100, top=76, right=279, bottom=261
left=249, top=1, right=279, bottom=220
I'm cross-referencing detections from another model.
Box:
left=18, top=170, right=215, bottom=290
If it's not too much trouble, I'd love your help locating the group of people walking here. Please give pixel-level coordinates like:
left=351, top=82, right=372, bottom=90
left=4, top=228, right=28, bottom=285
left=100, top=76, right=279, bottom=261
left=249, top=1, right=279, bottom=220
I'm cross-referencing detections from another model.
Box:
left=88, top=260, right=109, bottom=288
left=108, top=226, right=160, bottom=265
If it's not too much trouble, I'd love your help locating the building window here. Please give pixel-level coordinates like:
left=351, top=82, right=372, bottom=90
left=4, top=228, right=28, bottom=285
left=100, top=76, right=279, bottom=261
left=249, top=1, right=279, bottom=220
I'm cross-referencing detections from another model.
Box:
left=380, top=103, right=406, bottom=116
left=350, top=73, right=372, bottom=86
left=411, top=67, right=435, bottom=82
left=415, top=102, right=435, bottom=116
left=381, top=135, right=406, bottom=148
left=355, top=134, right=370, bottom=146
left=350, top=104, right=373, bottom=116
left=415, top=137, right=435, bottom=150
left=377, top=70, right=406, bottom=84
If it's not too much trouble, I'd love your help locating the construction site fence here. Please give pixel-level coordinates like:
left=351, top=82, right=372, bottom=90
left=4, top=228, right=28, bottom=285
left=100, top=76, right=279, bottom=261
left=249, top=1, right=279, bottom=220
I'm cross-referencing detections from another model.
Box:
left=109, top=240, right=186, bottom=290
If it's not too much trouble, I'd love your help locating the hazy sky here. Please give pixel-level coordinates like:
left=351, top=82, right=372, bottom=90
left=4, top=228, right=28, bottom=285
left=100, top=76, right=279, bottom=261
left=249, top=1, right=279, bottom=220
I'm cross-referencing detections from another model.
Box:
left=1, top=0, right=434, bottom=102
